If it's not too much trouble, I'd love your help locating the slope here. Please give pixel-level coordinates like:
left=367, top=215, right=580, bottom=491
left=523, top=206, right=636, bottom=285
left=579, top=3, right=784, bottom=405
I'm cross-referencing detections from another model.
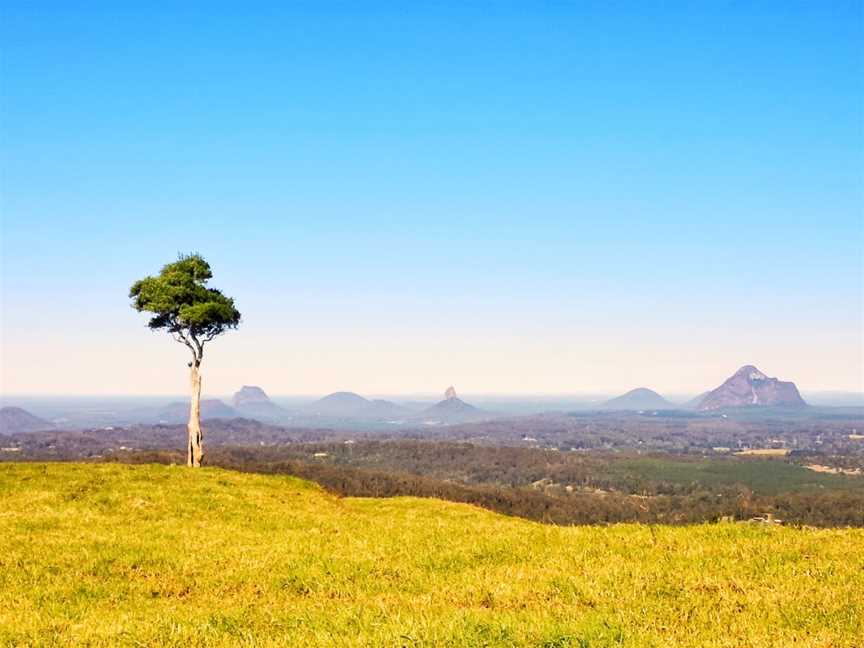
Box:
left=0, top=463, right=861, bottom=647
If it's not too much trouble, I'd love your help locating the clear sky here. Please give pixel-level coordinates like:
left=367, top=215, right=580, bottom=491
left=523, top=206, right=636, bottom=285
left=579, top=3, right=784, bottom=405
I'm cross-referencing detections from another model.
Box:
left=1, top=1, right=862, bottom=396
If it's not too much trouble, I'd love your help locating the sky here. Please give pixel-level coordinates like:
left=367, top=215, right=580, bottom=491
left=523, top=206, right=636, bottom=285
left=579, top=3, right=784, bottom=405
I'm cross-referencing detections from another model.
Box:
left=1, top=1, right=862, bottom=396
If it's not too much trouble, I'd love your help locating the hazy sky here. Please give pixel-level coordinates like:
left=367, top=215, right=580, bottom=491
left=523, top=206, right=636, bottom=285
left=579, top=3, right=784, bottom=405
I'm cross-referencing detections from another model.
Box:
left=1, top=2, right=862, bottom=396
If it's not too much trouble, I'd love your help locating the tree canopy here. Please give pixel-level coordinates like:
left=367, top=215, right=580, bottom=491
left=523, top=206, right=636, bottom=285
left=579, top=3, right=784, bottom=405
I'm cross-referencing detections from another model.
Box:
left=129, top=254, right=241, bottom=366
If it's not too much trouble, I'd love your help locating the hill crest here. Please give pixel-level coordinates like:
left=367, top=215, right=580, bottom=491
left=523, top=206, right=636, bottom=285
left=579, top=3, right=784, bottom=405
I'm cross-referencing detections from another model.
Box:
left=602, top=388, right=672, bottom=410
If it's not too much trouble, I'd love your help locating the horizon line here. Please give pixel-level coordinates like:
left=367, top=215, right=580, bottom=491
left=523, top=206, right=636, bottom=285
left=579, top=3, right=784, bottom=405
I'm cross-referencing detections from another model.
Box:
left=2, top=389, right=863, bottom=399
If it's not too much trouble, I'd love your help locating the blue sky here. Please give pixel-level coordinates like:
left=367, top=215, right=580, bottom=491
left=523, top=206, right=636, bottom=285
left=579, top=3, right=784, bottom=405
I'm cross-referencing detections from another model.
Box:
left=1, top=1, right=862, bottom=395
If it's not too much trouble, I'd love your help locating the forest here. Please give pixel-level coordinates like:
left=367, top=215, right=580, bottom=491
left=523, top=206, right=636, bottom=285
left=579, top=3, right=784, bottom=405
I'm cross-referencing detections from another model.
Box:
left=104, top=440, right=864, bottom=527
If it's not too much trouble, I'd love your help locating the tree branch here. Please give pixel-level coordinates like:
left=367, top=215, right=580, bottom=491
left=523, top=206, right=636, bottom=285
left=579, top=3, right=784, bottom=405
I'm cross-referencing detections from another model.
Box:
left=169, top=318, right=199, bottom=367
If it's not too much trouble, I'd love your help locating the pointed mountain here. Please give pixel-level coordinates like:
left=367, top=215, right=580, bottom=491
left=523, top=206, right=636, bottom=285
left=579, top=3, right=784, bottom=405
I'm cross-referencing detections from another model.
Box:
left=0, top=406, right=55, bottom=434
left=697, top=365, right=806, bottom=411
left=417, top=387, right=488, bottom=423
left=602, top=388, right=672, bottom=410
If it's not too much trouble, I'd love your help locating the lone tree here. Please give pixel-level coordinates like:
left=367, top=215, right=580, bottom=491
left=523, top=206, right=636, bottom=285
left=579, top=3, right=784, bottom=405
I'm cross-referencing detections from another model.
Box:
left=129, top=254, right=241, bottom=467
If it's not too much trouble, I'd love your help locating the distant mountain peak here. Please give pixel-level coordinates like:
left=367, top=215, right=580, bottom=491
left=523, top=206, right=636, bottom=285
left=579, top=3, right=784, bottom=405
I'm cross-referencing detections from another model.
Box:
left=232, top=385, right=272, bottom=408
left=303, top=392, right=406, bottom=419
left=418, top=390, right=487, bottom=423
left=733, top=365, right=768, bottom=381
left=230, top=385, right=289, bottom=422
left=698, top=365, right=806, bottom=411
left=627, top=387, right=661, bottom=396
left=322, top=391, right=369, bottom=404
left=603, top=388, right=672, bottom=410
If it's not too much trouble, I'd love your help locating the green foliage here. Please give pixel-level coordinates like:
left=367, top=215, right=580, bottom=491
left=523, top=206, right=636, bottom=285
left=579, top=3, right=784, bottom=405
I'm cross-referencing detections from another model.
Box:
left=129, top=254, right=240, bottom=363
left=135, top=442, right=862, bottom=526
left=1, top=463, right=863, bottom=646
left=607, top=456, right=864, bottom=496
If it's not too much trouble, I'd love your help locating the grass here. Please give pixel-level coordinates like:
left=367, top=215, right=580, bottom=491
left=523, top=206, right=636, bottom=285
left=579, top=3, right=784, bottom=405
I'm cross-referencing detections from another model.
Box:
left=1, top=463, right=862, bottom=647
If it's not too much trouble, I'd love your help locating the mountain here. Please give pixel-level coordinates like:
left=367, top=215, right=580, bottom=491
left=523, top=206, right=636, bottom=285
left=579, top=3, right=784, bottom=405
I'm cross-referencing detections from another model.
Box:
left=153, top=399, right=238, bottom=423
left=602, top=388, right=672, bottom=410
left=232, top=385, right=271, bottom=408
left=231, top=386, right=290, bottom=421
left=697, top=365, right=807, bottom=411
left=417, top=387, right=487, bottom=424
left=0, top=406, right=55, bottom=434
left=303, top=392, right=407, bottom=419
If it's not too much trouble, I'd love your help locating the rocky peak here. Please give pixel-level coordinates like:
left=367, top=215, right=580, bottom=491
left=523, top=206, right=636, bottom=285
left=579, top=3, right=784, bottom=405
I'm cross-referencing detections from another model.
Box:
left=444, top=386, right=458, bottom=400
left=698, top=365, right=806, bottom=411
left=733, top=365, right=768, bottom=381
left=232, top=385, right=272, bottom=408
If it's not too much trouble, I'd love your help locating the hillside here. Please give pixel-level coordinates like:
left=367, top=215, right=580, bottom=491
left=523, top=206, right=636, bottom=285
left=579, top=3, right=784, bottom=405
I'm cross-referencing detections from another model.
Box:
left=602, top=388, right=672, bottom=410
left=1, top=463, right=862, bottom=646
left=0, top=406, right=54, bottom=434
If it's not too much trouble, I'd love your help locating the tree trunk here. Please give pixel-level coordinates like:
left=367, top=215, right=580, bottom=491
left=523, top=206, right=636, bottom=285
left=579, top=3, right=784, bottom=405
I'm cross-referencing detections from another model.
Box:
left=187, top=364, right=203, bottom=467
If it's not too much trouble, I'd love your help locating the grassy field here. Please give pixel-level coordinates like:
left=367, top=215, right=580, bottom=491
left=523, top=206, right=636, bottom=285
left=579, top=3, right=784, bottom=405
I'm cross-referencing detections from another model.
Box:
left=1, top=463, right=862, bottom=647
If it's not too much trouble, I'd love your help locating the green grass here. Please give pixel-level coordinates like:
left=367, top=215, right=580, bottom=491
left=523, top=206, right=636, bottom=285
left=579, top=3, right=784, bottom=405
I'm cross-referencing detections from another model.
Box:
left=1, top=463, right=862, bottom=647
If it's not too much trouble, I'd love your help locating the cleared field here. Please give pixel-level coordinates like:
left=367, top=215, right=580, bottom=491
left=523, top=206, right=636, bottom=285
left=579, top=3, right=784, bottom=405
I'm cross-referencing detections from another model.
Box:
left=734, top=449, right=791, bottom=457
left=607, top=455, right=864, bottom=496
left=1, top=463, right=862, bottom=647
